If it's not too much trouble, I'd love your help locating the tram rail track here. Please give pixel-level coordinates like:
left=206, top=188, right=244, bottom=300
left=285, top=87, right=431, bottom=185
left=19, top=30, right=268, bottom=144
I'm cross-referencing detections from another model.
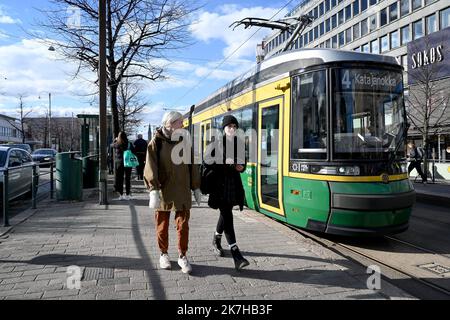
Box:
left=287, top=225, right=450, bottom=299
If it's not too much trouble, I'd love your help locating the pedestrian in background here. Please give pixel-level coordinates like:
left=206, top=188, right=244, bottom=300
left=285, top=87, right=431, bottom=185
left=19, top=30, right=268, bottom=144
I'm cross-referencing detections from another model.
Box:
left=204, top=115, right=250, bottom=271
left=107, top=138, right=116, bottom=175
left=133, top=134, right=148, bottom=181
left=113, top=132, right=134, bottom=200
left=144, top=111, right=202, bottom=274
left=407, top=141, right=427, bottom=183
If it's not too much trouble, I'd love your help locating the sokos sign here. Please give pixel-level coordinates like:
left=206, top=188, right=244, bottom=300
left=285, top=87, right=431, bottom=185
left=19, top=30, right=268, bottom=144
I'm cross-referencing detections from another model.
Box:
left=407, top=27, right=450, bottom=86
left=411, top=45, right=444, bottom=69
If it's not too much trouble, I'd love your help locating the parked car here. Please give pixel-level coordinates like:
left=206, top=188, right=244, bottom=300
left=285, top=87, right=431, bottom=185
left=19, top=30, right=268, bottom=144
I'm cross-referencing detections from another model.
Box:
left=31, top=149, right=57, bottom=166
left=0, top=143, right=32, bottom=154
left=0, top=147, right=39, bottom=203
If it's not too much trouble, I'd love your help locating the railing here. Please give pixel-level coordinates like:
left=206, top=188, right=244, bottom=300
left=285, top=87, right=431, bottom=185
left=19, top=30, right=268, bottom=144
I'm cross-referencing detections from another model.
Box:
left=1, top=161, right=55, bottom=227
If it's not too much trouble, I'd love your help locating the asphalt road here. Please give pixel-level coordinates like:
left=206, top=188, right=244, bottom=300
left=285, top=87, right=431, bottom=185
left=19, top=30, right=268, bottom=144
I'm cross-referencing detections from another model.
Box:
left=393, top=201, right=450, bottom=258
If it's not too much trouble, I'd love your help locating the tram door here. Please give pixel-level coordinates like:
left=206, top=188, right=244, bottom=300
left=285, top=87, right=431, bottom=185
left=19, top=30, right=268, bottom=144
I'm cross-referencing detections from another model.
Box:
left=200, top=120, right=212, bottom=156
left=257, top=98, right=285, bottom=216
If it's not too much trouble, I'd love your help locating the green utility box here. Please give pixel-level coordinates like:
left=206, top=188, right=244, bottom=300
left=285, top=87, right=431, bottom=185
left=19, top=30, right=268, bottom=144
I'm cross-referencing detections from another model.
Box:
left=56, top=152, right=83, bottom=201
left=83, top=157, right=99, bottom=189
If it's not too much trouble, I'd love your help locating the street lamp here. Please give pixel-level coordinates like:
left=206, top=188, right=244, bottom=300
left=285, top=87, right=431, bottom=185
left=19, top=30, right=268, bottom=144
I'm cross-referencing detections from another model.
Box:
left=38, top=92, right=52, bottom=148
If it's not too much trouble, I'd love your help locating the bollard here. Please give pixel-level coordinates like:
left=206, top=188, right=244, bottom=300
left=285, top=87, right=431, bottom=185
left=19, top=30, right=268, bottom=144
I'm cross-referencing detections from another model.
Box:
left=2, top=169, right=9, bottom=227
left=50, top=162, right=54, bottom=199
left=432, top=160, right=435, bottom=183
left=32, top=165, right=37, bottom=209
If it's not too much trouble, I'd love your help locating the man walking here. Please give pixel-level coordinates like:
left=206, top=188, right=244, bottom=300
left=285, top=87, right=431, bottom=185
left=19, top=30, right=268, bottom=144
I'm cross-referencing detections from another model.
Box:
left=407, top=142, right=427, bottom=183
left=133, top=134, right=148, bottom=181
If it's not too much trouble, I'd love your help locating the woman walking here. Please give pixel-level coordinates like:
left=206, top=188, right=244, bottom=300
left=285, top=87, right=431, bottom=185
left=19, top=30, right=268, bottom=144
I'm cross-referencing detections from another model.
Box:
left=144, top=111, right=202, bottom=274
left=204, top=115, right=249, bottom=271
left=113, top=132, right=134, bottom=200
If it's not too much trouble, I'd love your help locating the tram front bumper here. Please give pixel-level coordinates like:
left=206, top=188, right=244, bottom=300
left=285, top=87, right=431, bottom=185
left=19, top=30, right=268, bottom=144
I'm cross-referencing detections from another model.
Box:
left=323, top=190, right=416, bottom=236
left=332, top=190, right=416, bottom=211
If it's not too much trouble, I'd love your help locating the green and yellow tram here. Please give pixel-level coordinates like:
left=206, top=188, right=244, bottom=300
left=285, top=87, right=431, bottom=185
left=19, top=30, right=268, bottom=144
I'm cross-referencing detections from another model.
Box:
left=184, top=48, right=416, bottom=236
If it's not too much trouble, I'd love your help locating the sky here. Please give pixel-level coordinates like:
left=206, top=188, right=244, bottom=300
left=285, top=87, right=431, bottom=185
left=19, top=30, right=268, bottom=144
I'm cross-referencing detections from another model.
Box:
left=0, top=0, right=296, bottom=140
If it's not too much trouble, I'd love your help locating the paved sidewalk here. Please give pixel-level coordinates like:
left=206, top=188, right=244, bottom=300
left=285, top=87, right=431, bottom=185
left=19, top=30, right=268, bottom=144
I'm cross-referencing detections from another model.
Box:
left=0, top=183, right=415, bottom=300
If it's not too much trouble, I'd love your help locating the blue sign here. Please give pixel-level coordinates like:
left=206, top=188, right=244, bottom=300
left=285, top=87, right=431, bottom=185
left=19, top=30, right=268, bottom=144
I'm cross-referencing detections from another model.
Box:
left=407, top=27, right=450, bottom=85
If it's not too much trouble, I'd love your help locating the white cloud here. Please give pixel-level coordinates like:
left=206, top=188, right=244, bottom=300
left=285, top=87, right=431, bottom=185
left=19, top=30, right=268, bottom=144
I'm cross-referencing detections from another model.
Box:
left=189, top=4, right=288, bottom=59
left=0, top=7, right=21, bottom=24
left=0, top=39, right=98, bottom=116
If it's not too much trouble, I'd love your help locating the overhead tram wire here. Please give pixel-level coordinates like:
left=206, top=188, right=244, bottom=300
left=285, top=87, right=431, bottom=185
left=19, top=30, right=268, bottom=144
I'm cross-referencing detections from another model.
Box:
left=170, top=0, right=297, bottom=109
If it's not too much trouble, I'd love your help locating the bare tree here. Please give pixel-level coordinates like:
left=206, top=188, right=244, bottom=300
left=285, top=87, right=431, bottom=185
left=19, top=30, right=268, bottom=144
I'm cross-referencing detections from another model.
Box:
left=34, top=0, right=199, bottom=137
left=7, top=95, right=33, bottom=144
left=406, top=37, right=450, bottom=179
left=117, top=79, right=148, bottom=135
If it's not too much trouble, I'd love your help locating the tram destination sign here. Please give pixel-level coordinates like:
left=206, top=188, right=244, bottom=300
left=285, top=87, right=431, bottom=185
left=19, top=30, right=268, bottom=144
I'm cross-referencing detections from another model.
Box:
left=407, top=27, right=450, bottom=86
left=337, top=69, right=402, bottom=93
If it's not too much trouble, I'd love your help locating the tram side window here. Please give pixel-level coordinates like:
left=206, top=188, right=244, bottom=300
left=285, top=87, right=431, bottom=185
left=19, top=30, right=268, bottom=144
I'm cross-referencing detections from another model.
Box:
left=291, top=70, right=327, bottom=160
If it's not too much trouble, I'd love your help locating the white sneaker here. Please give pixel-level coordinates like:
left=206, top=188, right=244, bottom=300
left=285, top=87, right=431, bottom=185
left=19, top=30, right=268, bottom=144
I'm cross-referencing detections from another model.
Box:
left=178, top=256, right=192, bottom=274
left=159, top=254, right=171, bottom=270
left=124, top=195, right=131, bottom=200
left=115, top=195, right=124, bottom=201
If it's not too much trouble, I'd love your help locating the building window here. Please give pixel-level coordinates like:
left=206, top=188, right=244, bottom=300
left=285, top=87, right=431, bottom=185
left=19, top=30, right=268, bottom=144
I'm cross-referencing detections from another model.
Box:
left=380, top=8, right=388, bottom=26
left=325, top=38, right=331, bottom=48
left=332, top=35, right=338, bottom=48
left=338, top=9, right=344, bottom=25
left=390, top=2, right=398, bottom=22
left=369, top=0, right=377, bottom=5
left=354, top=46, right=361, bottom=52
left=369, top=14, right=377, bottom=32
left=345, top=5, right=352, bottom=21
left=440, top=7, right=450, bottom=29
left=319, top=2, right=324, bottom=17
left=353, top=23, right=360, bottom=40
left=361, top=0, right=368, bottom=12
left=314, top=6, right=318, bottom=19
left=413, top=19, right=423, bottom=40
left=314, top=26, right=319, bottom=39
left=346, top=27, right=352, bottom=43
left=361, top=18, right=369, bottom=36
left=325, top=18, right=330, bottom=33
left=325, top=0, right=330, bottom=12
left=391, top=30, right=399, bottom=49
left=332, top=14, right=337, bottom=29
left=309, top=29, right=314, bottom=42
left=426, top=14, right=436, bottom=35
left=339, top=31, right=345, bottom=47
left=381, top=35, right=389, bottom=52
left=320, top=22, right=325, bottom=36
left=401, top=25, right=411, bottom=45
left=362, top=43, right=370, bottom=53
left=412, top=0, right=422, bottom=12
left=371, top=39, right=379, bottom=54
left=400, top=0, right=410, bottom=17
left=353, top=0, right=359, bottom=16
left=332, top=0, right=337, bottom=8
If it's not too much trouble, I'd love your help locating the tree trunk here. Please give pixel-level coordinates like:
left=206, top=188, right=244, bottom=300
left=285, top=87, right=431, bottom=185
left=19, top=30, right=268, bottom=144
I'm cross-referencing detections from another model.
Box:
left=110, top=84, right=120, bottom=139
left=422, top=132, right=428, bottom=181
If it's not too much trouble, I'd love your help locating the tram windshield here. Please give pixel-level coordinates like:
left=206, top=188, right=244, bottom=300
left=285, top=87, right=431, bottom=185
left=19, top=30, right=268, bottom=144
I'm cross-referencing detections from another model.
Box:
left=332, top=68, right=405, bottom=160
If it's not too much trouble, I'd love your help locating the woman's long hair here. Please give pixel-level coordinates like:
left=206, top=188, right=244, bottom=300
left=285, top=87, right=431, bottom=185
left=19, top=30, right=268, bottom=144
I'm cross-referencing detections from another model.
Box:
left=117, top=131, right=128, bottom=146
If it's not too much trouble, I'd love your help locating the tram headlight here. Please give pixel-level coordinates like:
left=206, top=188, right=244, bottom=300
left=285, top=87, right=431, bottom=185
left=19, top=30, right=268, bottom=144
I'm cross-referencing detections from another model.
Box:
left=337, top=166, right=360, bottom=176
left=311, top=166, right=360, bottom=176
